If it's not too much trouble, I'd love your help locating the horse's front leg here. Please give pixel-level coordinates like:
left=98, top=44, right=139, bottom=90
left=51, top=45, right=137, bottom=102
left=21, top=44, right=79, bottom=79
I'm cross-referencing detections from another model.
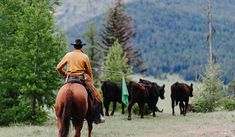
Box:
left=110, top=101, right=116, bottom=116
left=87, top=121, right=93, bottom=137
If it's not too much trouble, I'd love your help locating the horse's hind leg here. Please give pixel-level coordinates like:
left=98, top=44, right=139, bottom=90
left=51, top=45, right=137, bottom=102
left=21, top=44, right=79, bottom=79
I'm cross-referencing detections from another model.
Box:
left=57, top=117, right=63, bottom=137
left=55, top=105, right=63, bottom=137
left=72, top=117, right=84, bottom=137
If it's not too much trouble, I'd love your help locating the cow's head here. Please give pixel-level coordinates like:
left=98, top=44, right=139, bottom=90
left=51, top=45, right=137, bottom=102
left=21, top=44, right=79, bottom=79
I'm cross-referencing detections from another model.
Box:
left=189, top=83, right=193, bottom=97
left=159, top=84, right=165, bottom=99
left=152, top=83, right=165, bottom=99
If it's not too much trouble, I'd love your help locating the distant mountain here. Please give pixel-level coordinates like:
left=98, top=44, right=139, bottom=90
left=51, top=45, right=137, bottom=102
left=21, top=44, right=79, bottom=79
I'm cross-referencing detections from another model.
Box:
left=56, top=0, right=235, bottom=84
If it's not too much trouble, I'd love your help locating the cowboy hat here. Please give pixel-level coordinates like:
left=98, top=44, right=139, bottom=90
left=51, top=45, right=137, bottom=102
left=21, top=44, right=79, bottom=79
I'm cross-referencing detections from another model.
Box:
left=70, top=39, right=86, bottom=46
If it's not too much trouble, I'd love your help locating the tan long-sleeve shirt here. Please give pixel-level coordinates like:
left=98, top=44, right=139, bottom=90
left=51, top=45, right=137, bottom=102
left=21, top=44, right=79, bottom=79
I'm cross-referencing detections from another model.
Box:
left=56, top=49, right=93, bottom=83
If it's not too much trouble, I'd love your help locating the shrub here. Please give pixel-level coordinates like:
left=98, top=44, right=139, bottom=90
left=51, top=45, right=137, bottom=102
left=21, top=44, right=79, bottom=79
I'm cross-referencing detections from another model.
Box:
left=193, top=63, right=223, bottom=113
left=219, top=97, right=235, bottom=111
left=0, top=102, right=48, bottom=126
left=193, top=93, right=220, bottom=112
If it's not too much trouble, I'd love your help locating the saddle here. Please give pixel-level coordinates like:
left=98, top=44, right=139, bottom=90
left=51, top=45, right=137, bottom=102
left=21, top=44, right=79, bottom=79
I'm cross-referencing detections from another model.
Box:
left=65, top=75, right=94, bottom=101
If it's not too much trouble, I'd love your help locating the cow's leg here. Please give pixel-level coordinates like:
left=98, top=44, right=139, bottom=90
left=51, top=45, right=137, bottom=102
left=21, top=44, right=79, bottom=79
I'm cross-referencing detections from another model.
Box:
left=104, top=100, right=110, bottom=116
left=137, top=103, right=141, bottom=115
left=138, top=103, right=145, bottom=119
left=171, top=98, right=175, bottom=116
left=184, top=99, right=189, bottom=116
left=127, top=101, right=134, bottom=120
left=152, top=107, right=156, bottom=117
left=179, top=101, right=184, bottom=115
left=111, top=101, right=116, bottom=116
left=121, top=103, right=125, bottom=114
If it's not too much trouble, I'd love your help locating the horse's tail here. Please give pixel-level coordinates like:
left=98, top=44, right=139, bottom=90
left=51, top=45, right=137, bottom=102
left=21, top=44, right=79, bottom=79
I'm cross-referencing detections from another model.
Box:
left=61, top=89, right=73, bottom=137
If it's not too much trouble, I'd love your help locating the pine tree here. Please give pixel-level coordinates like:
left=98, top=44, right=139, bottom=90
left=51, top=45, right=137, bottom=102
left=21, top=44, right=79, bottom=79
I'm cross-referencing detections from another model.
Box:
left=100, top=0, right=146, bottom=73
left=0, top=0, right=66, bottom=125
left=82, top=22, right=102, bottom=86
left=102, top=40, right=131, bottom=82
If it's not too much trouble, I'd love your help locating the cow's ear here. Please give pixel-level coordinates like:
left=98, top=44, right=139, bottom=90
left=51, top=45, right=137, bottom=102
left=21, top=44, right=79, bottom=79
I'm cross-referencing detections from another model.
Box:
left=191, top=83, right=193, bottom=88
left=163, top=84, right=165, bottom=88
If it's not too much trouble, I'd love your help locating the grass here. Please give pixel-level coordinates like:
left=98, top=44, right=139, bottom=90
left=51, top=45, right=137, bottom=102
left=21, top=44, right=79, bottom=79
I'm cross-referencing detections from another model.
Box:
left=0, top=74, right=234, bottom=137
left=0, top=111, right=234, bottom=137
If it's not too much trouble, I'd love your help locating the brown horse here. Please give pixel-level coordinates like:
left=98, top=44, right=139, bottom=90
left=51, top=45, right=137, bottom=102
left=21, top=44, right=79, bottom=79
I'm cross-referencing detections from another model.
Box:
left=55, top=83, right=97, bottom=137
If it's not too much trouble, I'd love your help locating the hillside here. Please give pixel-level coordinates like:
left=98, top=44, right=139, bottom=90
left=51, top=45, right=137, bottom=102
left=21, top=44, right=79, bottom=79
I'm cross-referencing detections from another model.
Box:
left=56, top=0, right=235, bottom=84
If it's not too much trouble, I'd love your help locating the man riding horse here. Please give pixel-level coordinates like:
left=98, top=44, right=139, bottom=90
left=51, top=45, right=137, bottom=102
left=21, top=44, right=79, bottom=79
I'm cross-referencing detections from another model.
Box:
left=56, top=38, right=105, bottom=124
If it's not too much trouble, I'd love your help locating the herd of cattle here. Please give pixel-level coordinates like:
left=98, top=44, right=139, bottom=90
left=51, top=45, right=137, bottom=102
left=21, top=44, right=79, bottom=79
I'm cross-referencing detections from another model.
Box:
left=101, top=79, right=193, bottom=120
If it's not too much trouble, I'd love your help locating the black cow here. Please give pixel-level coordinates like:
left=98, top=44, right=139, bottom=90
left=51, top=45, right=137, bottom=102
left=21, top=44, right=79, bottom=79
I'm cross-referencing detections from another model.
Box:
left=139, top=78, right=164, bottom=112
left=139, top=78, right=152, bottom=85
left=171, top=82, right=193, bottom=116
left=101, top=80, right=125, bottom=116
left=127, top=81, right=165, bottom=120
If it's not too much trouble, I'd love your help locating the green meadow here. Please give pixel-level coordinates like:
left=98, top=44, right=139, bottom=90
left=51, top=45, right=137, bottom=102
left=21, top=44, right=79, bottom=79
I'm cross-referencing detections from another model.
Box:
left=0, top=75, right=234, bottom=137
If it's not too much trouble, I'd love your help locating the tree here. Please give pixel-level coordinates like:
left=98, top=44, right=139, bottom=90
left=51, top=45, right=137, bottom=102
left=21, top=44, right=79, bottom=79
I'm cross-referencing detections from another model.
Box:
left=100, top=0, right=146, bottom=73
left=0, top=0, right=66, bottom=125
left=193, top=0, right=223, bottom=112
left=193, top=63, right=223, bottom=112
left=82, top=22, right=103, bottom=86
left=101, top=40, right=131, bottom=82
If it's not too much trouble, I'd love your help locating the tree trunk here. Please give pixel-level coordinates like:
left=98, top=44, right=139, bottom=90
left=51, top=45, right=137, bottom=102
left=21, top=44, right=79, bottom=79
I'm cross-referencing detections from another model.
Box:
left=31, top=94, right=36, bottom=117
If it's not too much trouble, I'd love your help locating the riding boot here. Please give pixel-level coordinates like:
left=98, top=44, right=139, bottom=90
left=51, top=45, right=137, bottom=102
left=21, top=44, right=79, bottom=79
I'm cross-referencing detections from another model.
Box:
left=94, top=103, right=105, bottom=124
